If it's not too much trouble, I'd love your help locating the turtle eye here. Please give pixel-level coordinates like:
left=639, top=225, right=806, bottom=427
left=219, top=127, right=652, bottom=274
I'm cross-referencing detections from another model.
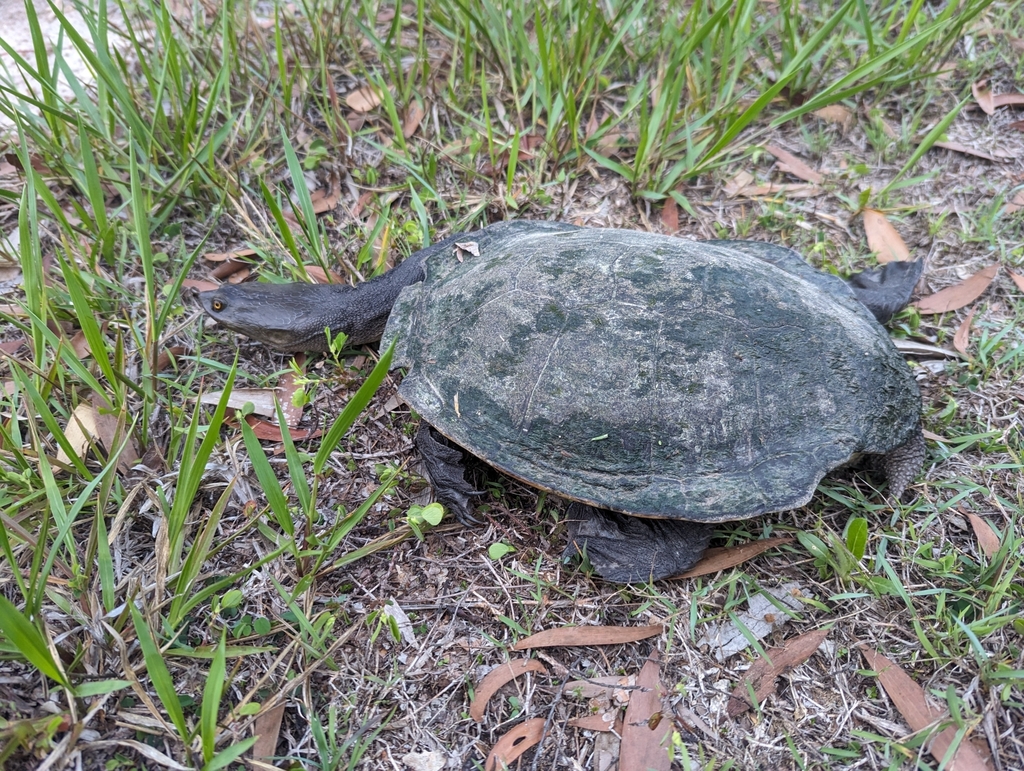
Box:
left=212, top=299, right=224, bottom=311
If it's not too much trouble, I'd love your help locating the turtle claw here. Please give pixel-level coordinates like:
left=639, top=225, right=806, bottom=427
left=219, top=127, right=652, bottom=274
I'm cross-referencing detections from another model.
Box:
left=564, top=503, right=713, bottom=583
left=415, top=423, right=485, bottom=527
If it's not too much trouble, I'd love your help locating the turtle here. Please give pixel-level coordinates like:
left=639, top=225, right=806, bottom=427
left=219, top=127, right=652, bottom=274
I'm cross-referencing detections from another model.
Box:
left=200, top=220, right=925, bottom=582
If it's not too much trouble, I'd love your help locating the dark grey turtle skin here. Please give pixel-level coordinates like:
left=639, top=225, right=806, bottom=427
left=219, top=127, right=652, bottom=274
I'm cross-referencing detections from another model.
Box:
left=201, top=221, right=925, bottom=583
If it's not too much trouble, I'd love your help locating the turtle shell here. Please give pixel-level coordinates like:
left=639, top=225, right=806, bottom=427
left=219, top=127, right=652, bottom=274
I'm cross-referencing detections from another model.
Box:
left=382, top=224, right=920, bottom=522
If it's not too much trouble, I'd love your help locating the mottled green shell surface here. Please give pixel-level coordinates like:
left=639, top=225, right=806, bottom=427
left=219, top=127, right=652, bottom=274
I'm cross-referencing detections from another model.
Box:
left=381, top=224, right=920, bottom=522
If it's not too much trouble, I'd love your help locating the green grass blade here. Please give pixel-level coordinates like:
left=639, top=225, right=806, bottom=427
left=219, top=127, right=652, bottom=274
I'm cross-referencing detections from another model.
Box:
left=200, top=630, right=227, bottom=763
left=0, top=597, right=70, bottom=688
left=240, top=417, right=296, bottom=539
left=129, top=603, right=190, bottom=742
left=275, top=399, right=311, bottom=518
left=165, top=365, right=236, bottom=575
left=698, top=0, right=856, bottom=165
left=56, top=252, right=118, bottom=396
left=167, top=479, right=236, bottom=628
left=280, top=129, right=327, bottom=265
left=313, top=340, right=395, bottom=476
left=880, top=97, right=967, bottom=197
left=205, top=738, right=259, bottom=771
left=259, top=178, right=304, bottom=269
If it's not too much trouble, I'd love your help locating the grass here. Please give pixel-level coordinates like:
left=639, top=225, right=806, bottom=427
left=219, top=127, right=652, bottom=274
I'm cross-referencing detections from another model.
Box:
left=1, top=0, right=1023, bottom=768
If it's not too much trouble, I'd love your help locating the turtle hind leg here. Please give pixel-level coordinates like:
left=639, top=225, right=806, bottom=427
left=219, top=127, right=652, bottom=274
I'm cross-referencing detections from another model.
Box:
left=415, top=423, right=484, bottom=526
left=564, top=503, right=713, bottom=583
left=884, top=424, right=926, bottom=501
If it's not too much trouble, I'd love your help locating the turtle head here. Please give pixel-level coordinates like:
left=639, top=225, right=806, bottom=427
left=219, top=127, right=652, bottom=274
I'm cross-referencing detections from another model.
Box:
left=200, top=282, right=368, bottom=352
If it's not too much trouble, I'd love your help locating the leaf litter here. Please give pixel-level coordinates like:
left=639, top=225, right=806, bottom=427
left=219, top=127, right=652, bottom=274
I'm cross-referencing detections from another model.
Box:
left=914, top=264, right=999, bottom=313
left=671, top=536, right=794, bottom=578
left=765, top=144, right=824, bottom=184
left=470, top=658, right=549, bottom=722
left=860, top=646, right=995, bottom=771
left=953, top=306, right=978, bottom=355
left=699, top=582, right=814, bottom=662
left=966, top=513, right=1001, bottom=559
left=513, top=625, right=663, bottom=650
left=862, top=209, right=911, bottom=263
left=727, top=627, right=831, bottom=717
left=620, top=651, right=673, bottom=771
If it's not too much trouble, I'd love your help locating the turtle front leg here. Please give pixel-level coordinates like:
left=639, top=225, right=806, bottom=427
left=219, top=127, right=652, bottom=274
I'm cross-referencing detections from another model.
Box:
left=884, top=423, right=926, bottom=501
left=564, top=503, right=713, bottom=583
left=415, top=424, right=484, bottom=525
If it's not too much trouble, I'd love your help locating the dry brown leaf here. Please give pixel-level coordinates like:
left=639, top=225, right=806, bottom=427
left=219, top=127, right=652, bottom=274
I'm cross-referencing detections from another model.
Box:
left=0, top=263, right=22, bottom=283
left=513, top=625, right=662, bottom=650
left=233, top=414, right=320, bottom=442
left=766, top=145, right=824, bottom=184
left=403, top=101, right=426, bottom=139
left=182, top=279, right=219, bottom=292
left=202, top=388, right=280, bottom=417
left=952, top=306, right=977, bottom=356
left=210, top=259, right=251, bottom=281
left=1008, top=271, right=1024, bottom=292
left=724, top=170, right=755, bottom=197
left=727, top=627, right=831, bottom=717
left=521, top=134, right=545, bottom=153
left=932, top=141, right=1002, bottom=162
left=860, top=647, right=994, bottom=771
left=922, top=429, right=949, bottom=442
left=595, top=130, right=635, bottom=157
left=304, top=266, right=344, bottom=284
left=0, top=337, right=27, bottom=355
left=91, top=394, right=139, bottom=473
left=251, top=703, right=286, bottom=766
left=966, top=514, right=1001, bottom=559
left=1008, top=119, right=1024, bottom=132
left=351, top=191, right=374, bottom=219
left=661, top=197, right=678, bottom=233
left=309, top=186, right=340, bottom=215
left=724, top=170, right=822, bottom=198
left=485, top=718, right=546, bottom=771
left=620, top=651, right=672, bottom=771
left=3, top=152, right=52, bottom=174
left=70, top=330, right=91, bottom=359
left=672, top=536, right=794, bottom=579
left=204, top=247, right=257, bottom=263
left=566, top=675, right=635, bottom=699
left=470, top=659, right=549, bottom=722
left=813, top=104, right=855, bottom=132
left=972, top=81, right=995, bottom=115
left=568, top=713, right=618, bottom=732
left=993, top=92, right=1024, bottom=109
left=863, top=209, right=911, bottom=263
left=454, top=241, right=480, bottom=258
left=915, top=265, right=999, bottom=314
left=345, top=85, right=382, bottom=112
left=1003, top=190, right=1024, bottom=215
left=57, top=403, right=99, bottom=467
left=155, top=346, right=186, bottom=372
